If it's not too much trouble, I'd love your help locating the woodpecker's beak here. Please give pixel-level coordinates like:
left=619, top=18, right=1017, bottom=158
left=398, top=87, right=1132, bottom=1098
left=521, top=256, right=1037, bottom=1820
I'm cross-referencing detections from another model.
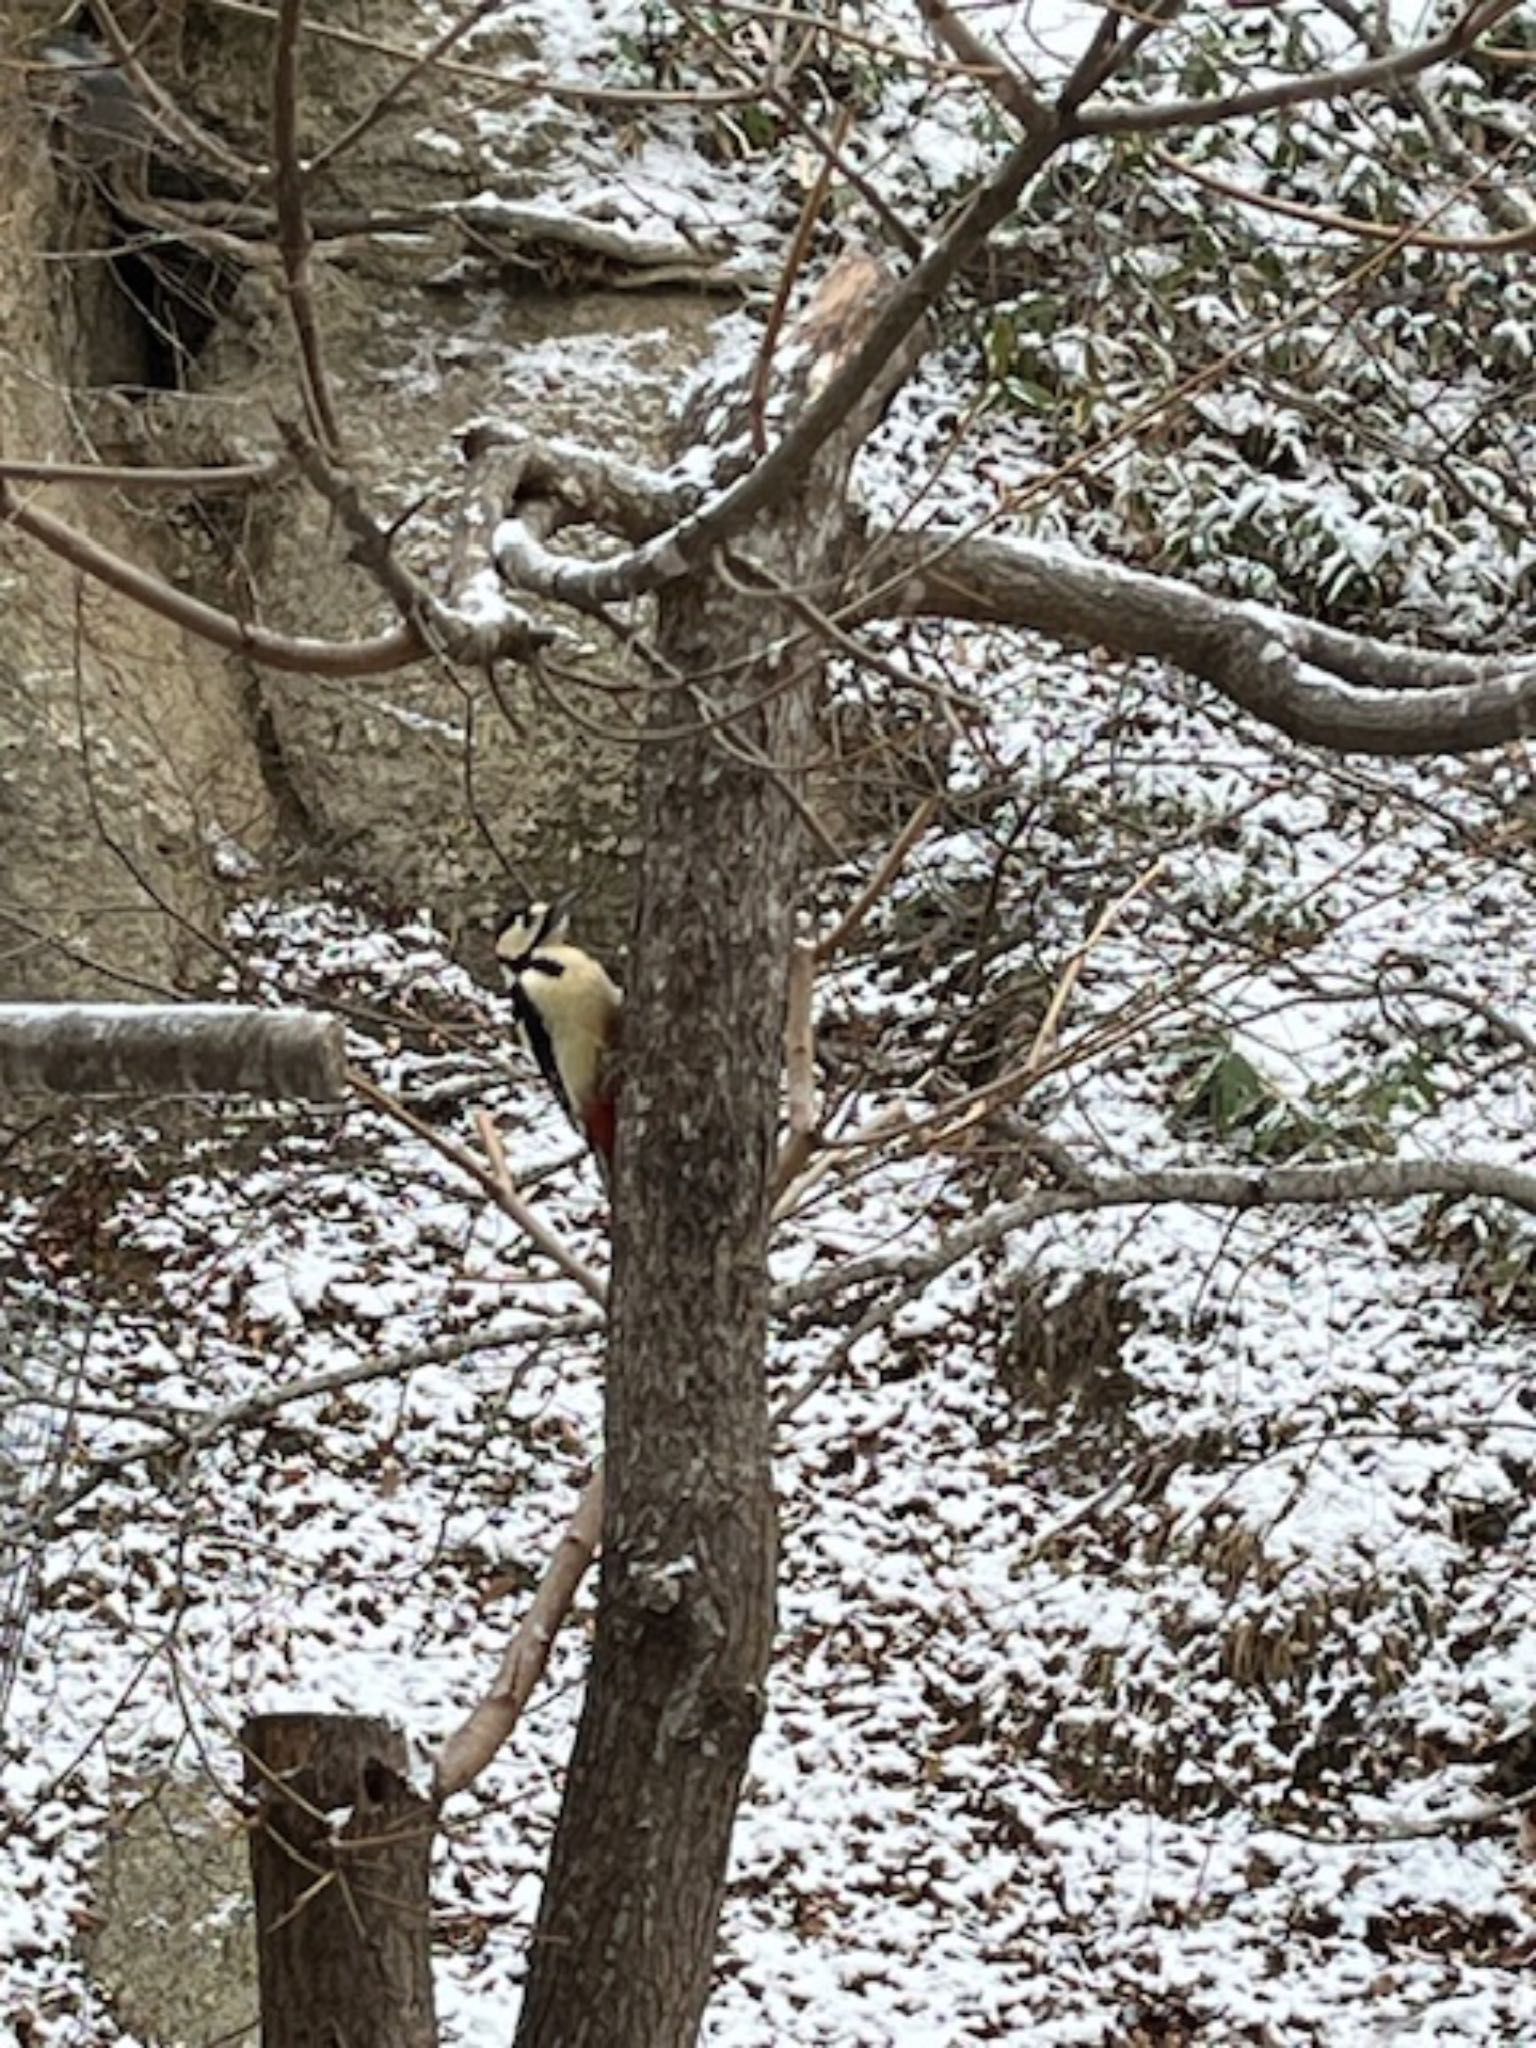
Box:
left=537, top=895, right=577, bottom=946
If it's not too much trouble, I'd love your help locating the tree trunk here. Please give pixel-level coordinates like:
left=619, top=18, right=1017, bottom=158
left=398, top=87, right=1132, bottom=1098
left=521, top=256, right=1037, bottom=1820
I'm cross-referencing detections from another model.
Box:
left=244, top=1711, right=438, bottom=2048
left=512, top=265, right=893, bottom=2048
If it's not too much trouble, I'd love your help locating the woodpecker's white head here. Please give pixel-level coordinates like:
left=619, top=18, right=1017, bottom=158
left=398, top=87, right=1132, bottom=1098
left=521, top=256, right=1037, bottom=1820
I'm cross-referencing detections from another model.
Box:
left=494, top=898, right=572, bottom=973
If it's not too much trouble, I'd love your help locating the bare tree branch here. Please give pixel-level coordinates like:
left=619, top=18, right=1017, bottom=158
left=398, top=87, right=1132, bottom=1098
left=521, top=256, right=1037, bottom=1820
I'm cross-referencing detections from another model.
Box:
left=456, top=191, right=770, bottom=289
left=278, top=422, right=555, bottom=665
left=0, top=1312, right=596, bottom=1555
left=1357, top=0, right=1536, bottom=238
left=0, top=456, right=280, bottom=491
left=1073, top=0, right=1518, bottom=137
left=1162, top=145, right=1536, bottom=253
left=414, top=1106, right=611, bottom=1801
left=1272, top=1780, right=1536, bottom=1847
left=915, top=0, right=1053, bottom=135
left=814, top=795, right=939, bottom=963
left=779, top=1155, right=1536, bottom=1319
left=304, top=0, right=501, bottom=178
left=349, top=1072, right=609, bottom=1307
left=0, top=440, right=551, bottom=677
left=882, top=529, right=1536, bottom=756
left=433, top=1470, right=604, bottom=1802
left=0, top=477, right=423, bottom=675
left=1, top=1316, right=589, bottom=1442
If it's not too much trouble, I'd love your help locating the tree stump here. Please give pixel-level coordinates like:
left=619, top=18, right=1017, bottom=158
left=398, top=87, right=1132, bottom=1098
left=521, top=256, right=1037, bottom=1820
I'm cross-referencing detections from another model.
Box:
left=244, top=1712, right=437, bottom=2048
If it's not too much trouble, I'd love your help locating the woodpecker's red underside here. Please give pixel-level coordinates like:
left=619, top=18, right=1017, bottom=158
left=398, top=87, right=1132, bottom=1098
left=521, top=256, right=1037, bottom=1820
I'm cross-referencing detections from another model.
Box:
left=584, top=1094, right=617, bottom=1163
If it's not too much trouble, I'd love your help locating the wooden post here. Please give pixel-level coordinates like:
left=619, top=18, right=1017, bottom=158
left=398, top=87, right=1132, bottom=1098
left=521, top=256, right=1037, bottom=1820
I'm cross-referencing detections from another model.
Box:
left=244, top=1713, right=438, bottom=2048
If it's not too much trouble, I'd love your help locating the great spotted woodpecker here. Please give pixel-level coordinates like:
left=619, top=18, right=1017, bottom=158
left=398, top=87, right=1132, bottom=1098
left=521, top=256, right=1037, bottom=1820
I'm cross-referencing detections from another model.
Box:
left=495, top=899, right=621, bottom=1176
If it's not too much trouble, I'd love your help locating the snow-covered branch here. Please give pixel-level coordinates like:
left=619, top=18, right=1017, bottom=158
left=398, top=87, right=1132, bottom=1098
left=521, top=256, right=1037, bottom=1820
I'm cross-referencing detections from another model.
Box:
left=882, top=529, right=1536, bottom=756
left=460, top=423, right=692, bottom=543
left=489, top=129, right=1065, bottom=610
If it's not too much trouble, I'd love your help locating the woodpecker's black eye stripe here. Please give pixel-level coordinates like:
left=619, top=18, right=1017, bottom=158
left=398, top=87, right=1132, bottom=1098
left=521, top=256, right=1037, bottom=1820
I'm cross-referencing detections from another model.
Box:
left=527, top=955, right=565, bottom=978
left=499, top=954, right=565, bottom=977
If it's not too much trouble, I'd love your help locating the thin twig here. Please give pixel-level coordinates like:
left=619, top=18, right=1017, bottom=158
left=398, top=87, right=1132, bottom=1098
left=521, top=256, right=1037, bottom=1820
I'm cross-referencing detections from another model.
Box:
left=272, top=0, right=344, bottom=454
left=816, top=796, right=939, bottom=963
left=1026, top=857, right=1165, bottom=1072
left=915, top=0, right=1054, bottom=134
left=92, top=0, right=264, bottom=182
left=771, top=1100, right=909, bottom=1223
left=305, top=0, right=501, bottom=178
left=748, top=104, right=854, bottom=457
left=674, top=4, right=921, bottom=256
left=349, top=1072, right=608, bottom=1306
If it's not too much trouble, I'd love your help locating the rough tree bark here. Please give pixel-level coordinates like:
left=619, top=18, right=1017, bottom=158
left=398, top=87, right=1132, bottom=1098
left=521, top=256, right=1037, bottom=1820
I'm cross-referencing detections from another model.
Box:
left=512, top=257, right=903, bottom=2048
left=244, top=1712, right=437, bottom=2048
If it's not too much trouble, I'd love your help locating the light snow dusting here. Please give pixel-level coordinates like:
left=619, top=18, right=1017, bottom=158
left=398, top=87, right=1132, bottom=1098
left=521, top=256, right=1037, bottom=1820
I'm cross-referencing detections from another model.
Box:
left=9, top=1, right=1536, bottom=2043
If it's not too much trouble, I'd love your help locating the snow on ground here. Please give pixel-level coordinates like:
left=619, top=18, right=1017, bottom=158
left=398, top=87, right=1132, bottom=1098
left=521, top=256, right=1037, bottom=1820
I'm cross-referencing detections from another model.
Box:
left=6, top=636, right=1536, bottom=2043
left=8, top=2, right=1536, bottom=2042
